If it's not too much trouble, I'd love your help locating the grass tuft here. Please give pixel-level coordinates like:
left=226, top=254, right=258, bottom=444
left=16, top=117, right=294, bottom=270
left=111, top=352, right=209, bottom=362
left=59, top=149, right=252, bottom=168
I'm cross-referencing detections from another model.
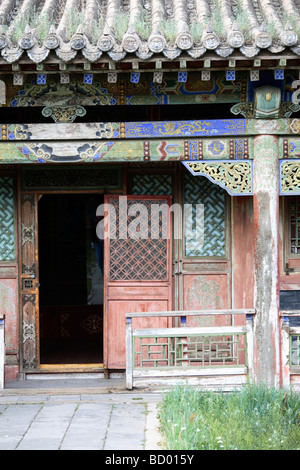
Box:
left=158, top=384, right=300, bottom=450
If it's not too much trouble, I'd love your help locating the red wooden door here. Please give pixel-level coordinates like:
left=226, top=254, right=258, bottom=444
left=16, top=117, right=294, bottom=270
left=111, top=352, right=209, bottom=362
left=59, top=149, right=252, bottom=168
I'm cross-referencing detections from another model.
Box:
left=103, top=195, right=172, bottom=369
left=174, top=170, right=232, bottom=328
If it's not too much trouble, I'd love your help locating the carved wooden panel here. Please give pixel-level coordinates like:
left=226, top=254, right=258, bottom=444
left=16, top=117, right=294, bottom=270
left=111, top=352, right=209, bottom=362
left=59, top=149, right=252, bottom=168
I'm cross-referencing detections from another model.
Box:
left=22, top=293, right=38, bottom=369
left=108, top=197, right=170, bottom=281
left=20, top=194, right=39, bottom=370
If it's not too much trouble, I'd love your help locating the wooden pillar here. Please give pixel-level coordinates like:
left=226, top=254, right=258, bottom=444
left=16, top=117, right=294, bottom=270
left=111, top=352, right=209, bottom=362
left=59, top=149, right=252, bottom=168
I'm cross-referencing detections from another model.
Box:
left=0, top=314, right=4, bottom=389
left=253, top=135, right=281, bottom=387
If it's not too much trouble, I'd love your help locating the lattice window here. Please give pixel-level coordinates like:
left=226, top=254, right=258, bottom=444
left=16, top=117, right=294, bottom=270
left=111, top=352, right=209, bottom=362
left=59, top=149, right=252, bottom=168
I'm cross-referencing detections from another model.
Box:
left=131, top=174, right=172, bottom=195
left=184, top=174, right=226, bottom=257
left=290, top=335, right=300, bottom=366
left=109, top=197, right=169, bottom=281
left=0, top=177, right=15, bottom=261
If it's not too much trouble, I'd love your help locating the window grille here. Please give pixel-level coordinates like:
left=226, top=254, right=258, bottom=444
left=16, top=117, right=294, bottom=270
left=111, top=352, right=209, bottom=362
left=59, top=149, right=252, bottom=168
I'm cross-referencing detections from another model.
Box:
left=184, top=174, right=226, bottom=257
left=0, top=177, right=15, bottom=261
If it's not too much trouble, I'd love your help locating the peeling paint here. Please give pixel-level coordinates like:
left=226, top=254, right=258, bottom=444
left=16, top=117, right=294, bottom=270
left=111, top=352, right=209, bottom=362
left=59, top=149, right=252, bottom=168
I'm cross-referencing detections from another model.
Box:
left=253, top=135, right=281, bottom=387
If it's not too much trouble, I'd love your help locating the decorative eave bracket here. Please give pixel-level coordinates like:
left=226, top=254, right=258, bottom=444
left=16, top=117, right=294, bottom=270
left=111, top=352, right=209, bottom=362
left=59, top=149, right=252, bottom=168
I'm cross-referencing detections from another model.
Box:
left=280, top=160, right=300, bottom=195
left=182, top=160, right=253, bottom=196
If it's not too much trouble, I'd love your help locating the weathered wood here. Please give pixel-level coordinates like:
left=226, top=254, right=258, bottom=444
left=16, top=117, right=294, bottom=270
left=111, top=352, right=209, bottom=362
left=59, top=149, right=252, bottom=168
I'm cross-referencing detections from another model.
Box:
left=253, top=135, right=281, bottom=387
left=0, top=314, right=5, bottom=389
left=126, top=311, right=254, bottom=389
left=281, top=317, right=291, bottom=388
left=104, top=195, right=172, bottom=369
left=290, top=327, right=300, bottom=334
left=246, top=314, right=254, bottom=381
left=133, top=366, right=247, bottom=377
left=126, top=317, right=133, bottom=389
left=132, top=326, right=248, bottom=337
left=126, top=309, right=255, bottom=318
left=279, top=310, right=300, bottom=316
left=20, top=194, right=39, bottom=371
left=132, top=374, right=248, bottom=390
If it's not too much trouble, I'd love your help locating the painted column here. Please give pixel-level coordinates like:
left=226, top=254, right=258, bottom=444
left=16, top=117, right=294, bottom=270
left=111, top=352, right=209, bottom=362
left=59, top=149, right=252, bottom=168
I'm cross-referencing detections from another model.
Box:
left=253, top=135, right=281, bottom=387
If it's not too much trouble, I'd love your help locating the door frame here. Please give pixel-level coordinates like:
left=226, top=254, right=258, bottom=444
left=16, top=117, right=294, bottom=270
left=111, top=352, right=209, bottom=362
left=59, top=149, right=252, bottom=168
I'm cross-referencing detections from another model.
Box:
left=19, top=189, right=111, bottom=373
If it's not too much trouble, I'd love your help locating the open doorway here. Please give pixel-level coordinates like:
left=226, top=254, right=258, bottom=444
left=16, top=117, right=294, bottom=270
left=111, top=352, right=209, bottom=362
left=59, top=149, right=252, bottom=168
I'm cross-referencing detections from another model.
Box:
left=38, top=194, right=104, bottom=366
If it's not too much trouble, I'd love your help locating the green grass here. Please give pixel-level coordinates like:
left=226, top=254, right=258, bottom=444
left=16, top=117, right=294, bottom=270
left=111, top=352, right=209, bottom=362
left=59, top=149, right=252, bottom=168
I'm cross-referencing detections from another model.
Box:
left=157, top=384, right=300, bottom=450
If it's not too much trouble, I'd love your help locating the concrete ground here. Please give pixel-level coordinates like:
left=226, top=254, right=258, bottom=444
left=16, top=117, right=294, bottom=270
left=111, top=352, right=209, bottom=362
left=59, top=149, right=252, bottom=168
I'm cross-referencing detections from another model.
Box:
left=0, top=377, right=164, bottom=450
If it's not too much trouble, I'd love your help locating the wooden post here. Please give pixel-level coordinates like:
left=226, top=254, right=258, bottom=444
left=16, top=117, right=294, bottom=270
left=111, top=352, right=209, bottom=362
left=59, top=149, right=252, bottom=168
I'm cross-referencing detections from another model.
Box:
left=180, top=316, right=188, bottom=366
left=126, top=316, right=133, bottom=390
left=281, top=316, right=290, bottom=389
left=246, top=313, right=254, bottom=382
left=0, top=315, right=5, bottom=389
left=253, top=135, right=281, bottom=387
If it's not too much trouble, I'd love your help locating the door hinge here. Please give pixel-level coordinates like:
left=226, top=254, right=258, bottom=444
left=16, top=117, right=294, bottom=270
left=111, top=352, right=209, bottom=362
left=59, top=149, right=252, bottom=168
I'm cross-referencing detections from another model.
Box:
left=285, top=263, right=294, bottom=275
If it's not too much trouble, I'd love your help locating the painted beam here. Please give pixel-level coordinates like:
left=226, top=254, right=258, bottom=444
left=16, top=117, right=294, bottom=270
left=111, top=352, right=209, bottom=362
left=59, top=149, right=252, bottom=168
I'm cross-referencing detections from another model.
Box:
left=0, top=139, right=254, bottom=163
left=0, top=119, right=300, bottom=142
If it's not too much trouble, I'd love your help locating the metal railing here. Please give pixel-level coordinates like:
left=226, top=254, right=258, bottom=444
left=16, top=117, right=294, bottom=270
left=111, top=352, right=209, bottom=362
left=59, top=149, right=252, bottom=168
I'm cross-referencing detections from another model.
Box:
left=126, top=309, right=255, bottom=390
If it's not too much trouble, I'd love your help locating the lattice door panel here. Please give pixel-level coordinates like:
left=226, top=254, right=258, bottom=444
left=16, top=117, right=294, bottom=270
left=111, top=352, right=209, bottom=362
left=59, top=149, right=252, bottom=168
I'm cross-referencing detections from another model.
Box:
left=104, top=195, right=172, bottom=369
left=108, top=197, right=171, bottom=281
left=0, top=176, right=15, bottom=261
left=131, top=174, right=172, bottom=195
left=184, top=174, right=226, bottom=257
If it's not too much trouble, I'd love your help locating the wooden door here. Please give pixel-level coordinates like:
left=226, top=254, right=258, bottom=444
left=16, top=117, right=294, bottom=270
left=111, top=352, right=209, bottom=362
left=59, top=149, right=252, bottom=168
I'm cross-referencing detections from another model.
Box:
left=20, top=193, right=40, bottom=370
left=104, top=195, right=172, bottom=369
left=174, top=170, right=232, bottom=328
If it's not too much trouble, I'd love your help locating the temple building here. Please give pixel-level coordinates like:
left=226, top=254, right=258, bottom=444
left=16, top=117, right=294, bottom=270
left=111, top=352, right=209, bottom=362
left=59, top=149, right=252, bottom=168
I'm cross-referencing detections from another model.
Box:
left=0, top=0, right=300, bottom=390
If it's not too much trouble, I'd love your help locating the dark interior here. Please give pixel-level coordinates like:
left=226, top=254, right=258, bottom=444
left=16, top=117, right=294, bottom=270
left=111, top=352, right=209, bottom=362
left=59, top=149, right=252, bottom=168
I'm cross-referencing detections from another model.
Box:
left=38, top=194, right=104, bottom=365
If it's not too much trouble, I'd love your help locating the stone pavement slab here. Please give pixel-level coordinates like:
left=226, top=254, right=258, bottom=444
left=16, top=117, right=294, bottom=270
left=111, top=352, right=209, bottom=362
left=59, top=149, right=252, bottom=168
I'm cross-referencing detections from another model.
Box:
left=0, top=404, right=42, bottom=450
left=17, top=403, right=77, bottom=450
left=61, top=403, right=112, bottom=450
left=0, top=388, right=163, bottom=450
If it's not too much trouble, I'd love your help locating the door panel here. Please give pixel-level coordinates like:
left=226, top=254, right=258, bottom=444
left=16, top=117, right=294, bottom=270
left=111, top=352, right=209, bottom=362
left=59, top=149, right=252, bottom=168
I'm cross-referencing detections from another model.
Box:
left=183, top=273, right=231, bottom=327
left=106, top=300, right=170, bottom=369
left=175, top=171, right=232, bottom=327
left=20, top=194, right=39, bottom=370
left=104, top=195, right=172, bottom=369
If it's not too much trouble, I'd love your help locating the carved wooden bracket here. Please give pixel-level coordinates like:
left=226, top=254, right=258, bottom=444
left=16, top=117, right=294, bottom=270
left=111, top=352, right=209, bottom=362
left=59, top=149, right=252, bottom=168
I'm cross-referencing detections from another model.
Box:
left=182, top=160, right=253, bottom=196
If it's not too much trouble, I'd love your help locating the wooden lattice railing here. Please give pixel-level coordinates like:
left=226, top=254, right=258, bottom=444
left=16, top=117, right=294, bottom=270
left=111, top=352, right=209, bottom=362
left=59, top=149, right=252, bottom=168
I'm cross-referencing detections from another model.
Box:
left=126, top=310, right=255, bottom=390
left=280, top=311, right=300, bottom=390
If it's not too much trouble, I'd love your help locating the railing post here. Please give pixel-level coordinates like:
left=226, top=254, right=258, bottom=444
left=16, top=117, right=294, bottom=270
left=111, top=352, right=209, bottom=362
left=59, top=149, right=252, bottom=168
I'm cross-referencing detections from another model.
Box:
left=126, top=316, right=133, bottom=390
left=180, top=316, right=188, bottom=366
left=281, top=316, right=290, bottom=389
left=0, top=315, right=5, bottom=389
left=246, top=313, right=254, bottom=382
